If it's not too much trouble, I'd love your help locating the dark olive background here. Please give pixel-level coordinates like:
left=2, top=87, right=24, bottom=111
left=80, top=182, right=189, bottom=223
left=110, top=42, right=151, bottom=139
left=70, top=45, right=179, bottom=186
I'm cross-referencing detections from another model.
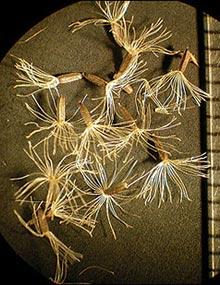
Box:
left=0, top=1, right=219, bottom=285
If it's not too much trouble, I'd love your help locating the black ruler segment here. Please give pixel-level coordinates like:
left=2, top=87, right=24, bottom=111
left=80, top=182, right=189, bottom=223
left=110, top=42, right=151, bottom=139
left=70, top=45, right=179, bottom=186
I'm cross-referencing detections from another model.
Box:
left=204, top=14, right=220, bottom=279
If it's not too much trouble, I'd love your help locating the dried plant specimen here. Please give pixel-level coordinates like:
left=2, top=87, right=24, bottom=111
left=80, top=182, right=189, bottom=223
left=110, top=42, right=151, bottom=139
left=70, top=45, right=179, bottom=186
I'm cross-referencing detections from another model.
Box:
left=116, top=17, right=173, bottom=57
left=137, top=140, right=210, bottom=207
left=107, top=102, right=180, bottom=162
left=25, top=94, right=78, bottom=155
left=14, top=56, right=82, bottom=97
left=76, top=101, right=128, bottom=162
left=14, top=204, right=82, bottom=284
left=9, top=1, right=213, bottom=284
left=69, top=1, right=130, bottom=45
left=113, top=17, right=178, bottom=82
left=13, top=141, right=78, bottom=212
left=75, top=158, right=144, bottom=239
left=105, top=57, right=147, bottom=122
left=84, top=56, right=147, bottom=122
left=47, top=182, right=96, bottom=235
left=149, top=49, right=211, bottom=114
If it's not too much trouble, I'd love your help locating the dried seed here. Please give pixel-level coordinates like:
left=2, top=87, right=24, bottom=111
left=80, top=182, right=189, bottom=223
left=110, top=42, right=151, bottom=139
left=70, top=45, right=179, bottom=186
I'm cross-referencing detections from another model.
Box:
left=58, top=72, right=82, bottom=84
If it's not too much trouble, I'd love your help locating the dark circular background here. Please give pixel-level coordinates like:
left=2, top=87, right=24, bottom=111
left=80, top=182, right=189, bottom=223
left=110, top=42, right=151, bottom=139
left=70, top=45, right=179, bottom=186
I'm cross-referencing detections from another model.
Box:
left=0, top=1, right=219, bottom=285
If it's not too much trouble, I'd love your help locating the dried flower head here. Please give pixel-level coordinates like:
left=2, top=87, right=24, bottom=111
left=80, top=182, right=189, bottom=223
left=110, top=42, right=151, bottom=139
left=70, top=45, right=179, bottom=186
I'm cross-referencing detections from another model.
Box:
left=116, top=17, right=174, bottom=57
left=76, top=101, right=126, bottom=162
left=69, top=1, right=130, bottom=45
left=137, top=152, right=210, bottom=207
left=25, top=94, right=78, bottom=155
left=107, top=103, right=180, bottom=162
left=14, top=203, right=82, bottom=284
left=14, top=57, right=60, bottom=97
left=103, top=56, right=147, bottom=122
left=149, top=70, right=211, bottom=114
left=14, top=56, right=82, bottom=97
left=13, top=141, right=77, bottom=211
left=149, top=49, right=210, bottom=114
left=75, top=157, right=143, bottom=239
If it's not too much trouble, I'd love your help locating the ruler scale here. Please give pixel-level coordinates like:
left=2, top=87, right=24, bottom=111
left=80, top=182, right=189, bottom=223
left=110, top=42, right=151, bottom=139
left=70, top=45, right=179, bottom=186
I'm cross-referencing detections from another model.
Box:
left=204, top=14, right=220, bottom=279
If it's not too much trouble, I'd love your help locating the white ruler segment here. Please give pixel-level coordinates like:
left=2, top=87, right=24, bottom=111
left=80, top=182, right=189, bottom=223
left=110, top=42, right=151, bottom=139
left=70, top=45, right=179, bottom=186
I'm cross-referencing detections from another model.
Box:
left=204, top=14, right=220, bottom=279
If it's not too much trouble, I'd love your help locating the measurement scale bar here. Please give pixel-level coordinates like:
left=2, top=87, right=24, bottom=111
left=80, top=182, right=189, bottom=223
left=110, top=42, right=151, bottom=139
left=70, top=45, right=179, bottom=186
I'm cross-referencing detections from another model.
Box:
left=204, top=14, right=220, bottom=279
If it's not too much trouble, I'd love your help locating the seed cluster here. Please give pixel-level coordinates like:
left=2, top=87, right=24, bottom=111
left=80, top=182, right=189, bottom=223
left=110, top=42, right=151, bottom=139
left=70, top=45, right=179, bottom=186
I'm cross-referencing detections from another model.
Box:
left=12, top=1, right=210, bottom=284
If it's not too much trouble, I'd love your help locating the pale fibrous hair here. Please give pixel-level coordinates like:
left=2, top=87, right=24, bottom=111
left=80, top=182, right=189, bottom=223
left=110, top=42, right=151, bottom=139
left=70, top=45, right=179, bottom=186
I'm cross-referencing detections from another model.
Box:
left=103, top=56, right=147, bottom=123
left=25, top=94, right=78, bottom=155
left=69, top=1, right=130, bottom=34
left=106, top=103, right=180, bottom=162
left=48, top=182, right=96, bottom=236
left=14, top=203, right=82, bottom=284
left=14, top=56, right=60, bottom=97
left=76, top=101, right=133, bottom=163
left=116, top=17, right=173, bottom=56
left=135, top=78, right=163, bottom=112
left=13, top=141, right=77, bottom=211
left=137, top=153, right=210, bottom=207
left=75, top=157, right=144, bottom=239
left=149, top=70, right=211, bottom=114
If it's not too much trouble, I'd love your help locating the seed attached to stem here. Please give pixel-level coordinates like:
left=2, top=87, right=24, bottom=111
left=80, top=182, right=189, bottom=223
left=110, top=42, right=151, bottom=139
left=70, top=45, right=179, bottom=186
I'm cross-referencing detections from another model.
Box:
left=148, top=48, right=210, bottom=114
left=13, top=56, right=83, bottom=97
left=76, top=158, right=142, bottom=239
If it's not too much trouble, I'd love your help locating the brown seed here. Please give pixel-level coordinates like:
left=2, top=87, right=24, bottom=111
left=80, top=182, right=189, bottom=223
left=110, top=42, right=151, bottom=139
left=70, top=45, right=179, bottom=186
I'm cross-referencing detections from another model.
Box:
left=36, top=208, right=49, bottom=234
left=154, top=137, right=169, bottom=161
left=58, top=72, right=82, bottom=84
left=83, top=73, right=108, bottom=87
left=105, top=181, right=128, bottom=195
left=57, top=95, right=66, bottom=123
left=118, top=103, right=136, bottom=128
left=178, top=48, right=199, bottom=73
left=79, top=101, right=93, bottom=126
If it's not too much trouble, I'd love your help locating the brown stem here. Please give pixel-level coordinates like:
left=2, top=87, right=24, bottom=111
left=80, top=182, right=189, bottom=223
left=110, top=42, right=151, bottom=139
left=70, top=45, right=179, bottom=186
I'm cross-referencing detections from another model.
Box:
left=118, top=104, right=137, bottom=129
left=154, top=137, right=169, bottom=161
left=111, top=22, right=124, bottom=47
left=79, top=102, right=93, bottom=126
left=83, top=72, right=133, bottom=95
left=114, top=53, right=133, bottom=79
left=113, top=53, right=133, bottom=95
left=105, top=181, right=128, bottom=195
left=83, top=73, right=108, bottom=87
left=57, top=95, right=66, bottom=123
left=37, top=208, right=49, bottom=234
left=178, top=49, right=199, bottom=73
left=57, top=72, right=82, bottom=84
